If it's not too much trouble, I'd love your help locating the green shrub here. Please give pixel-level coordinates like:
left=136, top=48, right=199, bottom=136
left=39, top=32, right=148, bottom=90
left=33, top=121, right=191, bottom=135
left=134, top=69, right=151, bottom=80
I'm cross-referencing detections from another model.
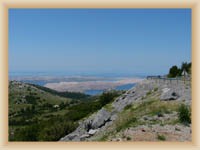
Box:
left=154, top=87, right=158, bottom=91
left=157, top=134, right=166, bottom=141
left=146, top=91, right=152, bottom=96
left=25, top=95, right=37, bottom=105
left=13, top=124, right=40, bottom=141
left=124, top=104, right=132, bottom=110
left=38, top=121, right=77, bottom=141
left=178, top=104, right=191, bottom=125
left=126, top=136, right=131, bottom=141
left=99, top=91, right=119, bottom=106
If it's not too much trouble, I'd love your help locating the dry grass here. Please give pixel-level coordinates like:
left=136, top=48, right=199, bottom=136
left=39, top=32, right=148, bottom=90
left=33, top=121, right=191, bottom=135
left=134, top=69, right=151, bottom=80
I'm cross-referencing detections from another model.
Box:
left=97, top=95, right=183, bottom=141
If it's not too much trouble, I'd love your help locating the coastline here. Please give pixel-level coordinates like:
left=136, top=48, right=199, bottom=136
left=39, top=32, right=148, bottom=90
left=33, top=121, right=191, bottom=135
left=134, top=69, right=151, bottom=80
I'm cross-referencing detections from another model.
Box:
left=44, top=77, right=144, bottom=92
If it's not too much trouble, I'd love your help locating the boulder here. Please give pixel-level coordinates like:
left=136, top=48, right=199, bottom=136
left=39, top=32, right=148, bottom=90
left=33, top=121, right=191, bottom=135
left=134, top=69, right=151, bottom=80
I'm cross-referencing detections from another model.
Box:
left=91, top=108, right=111, bottom=129
left=88, top=129, right=97, bottom=135
left=160, top=88, right=179, bottom=101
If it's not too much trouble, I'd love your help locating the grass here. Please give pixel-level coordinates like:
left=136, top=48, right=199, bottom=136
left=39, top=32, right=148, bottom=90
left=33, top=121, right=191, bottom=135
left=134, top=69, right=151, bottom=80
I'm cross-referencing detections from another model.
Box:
left=116, top=116, right=138, bottom=132
left=97, top=95, right=183, bottom=140
left=124, top=104, right=132, bottom=110
left=104, top=103, right=114, bottom=112
left=146, top=90, right=152, bottom=96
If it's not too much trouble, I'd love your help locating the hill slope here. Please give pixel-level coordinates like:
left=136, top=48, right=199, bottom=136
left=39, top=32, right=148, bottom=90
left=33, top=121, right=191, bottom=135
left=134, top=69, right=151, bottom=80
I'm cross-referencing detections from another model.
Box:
left=9, top=81, right=122, bottom=141
left=60, top=79, right=191, bottom=141
left=9, top=81, right=92, bottom=141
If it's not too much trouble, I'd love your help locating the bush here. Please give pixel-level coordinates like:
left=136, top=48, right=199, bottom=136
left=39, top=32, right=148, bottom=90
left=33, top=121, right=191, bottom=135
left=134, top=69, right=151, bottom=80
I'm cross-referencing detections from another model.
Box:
left=13, top=124, right=40, bottom=141
left=157, top=134, right=166, bottom=141
left=124, top=104, right=132, bottom=110
left=38, top=121, right=77, bottom=141
left=154, top=87, right=158, bottom=91
left=126, top=136, right=131, bottom=141
left=178, top=104, right=191, bottom=125
left=25, top=95, right=37, bottom=105
left=99, top=91, right=119, bottom=106
left=146, top=90, right=152, bottom=96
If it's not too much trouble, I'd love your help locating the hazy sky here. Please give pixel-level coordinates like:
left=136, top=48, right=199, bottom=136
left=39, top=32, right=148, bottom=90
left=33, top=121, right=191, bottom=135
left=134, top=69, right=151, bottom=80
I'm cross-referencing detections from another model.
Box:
left=9, top=9, right=191, bottom=76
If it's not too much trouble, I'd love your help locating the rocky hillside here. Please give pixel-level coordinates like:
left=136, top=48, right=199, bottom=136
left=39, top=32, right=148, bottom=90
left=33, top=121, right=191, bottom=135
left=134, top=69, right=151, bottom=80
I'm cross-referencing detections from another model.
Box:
left=60, top=79, right=191, bottom=141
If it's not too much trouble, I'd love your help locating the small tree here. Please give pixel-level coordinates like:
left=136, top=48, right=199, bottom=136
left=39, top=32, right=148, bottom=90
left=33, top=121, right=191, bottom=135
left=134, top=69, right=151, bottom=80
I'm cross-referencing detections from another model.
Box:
left=168, top=65, right=180, bottom=77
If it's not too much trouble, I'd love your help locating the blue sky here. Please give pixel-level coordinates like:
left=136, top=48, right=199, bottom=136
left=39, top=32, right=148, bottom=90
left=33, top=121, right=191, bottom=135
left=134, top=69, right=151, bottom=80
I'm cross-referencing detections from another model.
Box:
left=9, top=9, right=191, bottom=76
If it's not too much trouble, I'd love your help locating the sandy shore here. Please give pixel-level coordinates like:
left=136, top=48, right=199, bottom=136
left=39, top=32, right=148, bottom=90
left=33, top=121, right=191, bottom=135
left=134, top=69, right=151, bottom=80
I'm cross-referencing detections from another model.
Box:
left=44, top=77, right=144, bottom=92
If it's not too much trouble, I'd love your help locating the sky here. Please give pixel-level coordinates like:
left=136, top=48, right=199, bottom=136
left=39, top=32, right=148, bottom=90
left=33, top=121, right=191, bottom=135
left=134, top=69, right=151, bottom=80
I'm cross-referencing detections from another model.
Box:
left=9, top=9, right=191, bottom=76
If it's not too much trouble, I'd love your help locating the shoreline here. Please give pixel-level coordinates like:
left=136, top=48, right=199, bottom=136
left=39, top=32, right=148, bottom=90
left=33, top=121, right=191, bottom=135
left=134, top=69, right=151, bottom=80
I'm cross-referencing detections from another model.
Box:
left=44, top=78, right=144, bottom=92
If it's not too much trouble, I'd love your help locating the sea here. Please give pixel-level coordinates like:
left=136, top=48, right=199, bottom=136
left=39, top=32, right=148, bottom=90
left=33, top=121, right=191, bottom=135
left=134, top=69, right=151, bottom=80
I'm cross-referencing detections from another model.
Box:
left=85, top=83, right=136, bottom=95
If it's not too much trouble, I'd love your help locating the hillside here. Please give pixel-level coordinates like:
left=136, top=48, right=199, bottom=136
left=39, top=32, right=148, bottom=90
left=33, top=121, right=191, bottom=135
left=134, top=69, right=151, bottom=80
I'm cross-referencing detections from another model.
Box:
left=60, top=79, right=191, bottom=141
left=9, top=78, right=191, bottom=141
left=9, top=81, right=122, bottom=141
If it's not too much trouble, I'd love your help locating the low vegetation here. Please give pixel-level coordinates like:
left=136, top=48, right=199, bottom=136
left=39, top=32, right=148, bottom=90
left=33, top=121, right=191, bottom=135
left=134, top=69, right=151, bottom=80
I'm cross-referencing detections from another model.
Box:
left=30, top=83, right=91, bottom=100
left=98, top=95, right=184, bottom=141
left=9, top=82, right=121, bottom=141
left=178, top=104, right=191, bottom=125
left=157, top=134, right=166, bottom=141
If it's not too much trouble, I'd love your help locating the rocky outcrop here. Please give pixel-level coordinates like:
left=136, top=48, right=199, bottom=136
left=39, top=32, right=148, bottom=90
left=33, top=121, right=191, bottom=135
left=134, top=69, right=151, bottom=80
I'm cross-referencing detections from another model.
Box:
left=160, top=88, right=179, bottom=101
left=90, top=108, right=111, bottom=129
left=60, top=79, right=191, bottom=141
left=60, top=108, right=113, bottom=141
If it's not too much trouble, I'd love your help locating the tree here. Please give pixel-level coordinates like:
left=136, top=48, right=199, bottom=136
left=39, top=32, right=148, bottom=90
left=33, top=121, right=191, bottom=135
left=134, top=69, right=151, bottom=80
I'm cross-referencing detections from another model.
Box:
left=181, top=62, right=189, bottom=72
left=168, top=65, right=180, bottom=78
left=188, top=62, right=192, bottom=74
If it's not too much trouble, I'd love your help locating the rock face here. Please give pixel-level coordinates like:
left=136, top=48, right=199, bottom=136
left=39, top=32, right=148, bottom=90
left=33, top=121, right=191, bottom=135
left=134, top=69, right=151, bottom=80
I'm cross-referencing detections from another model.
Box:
left=60, top=79, right=191, bottom=141
left=91, top=108, right=111, bottom=129
left=60, top=108, right=113, bottom=141
left=160, top=88, right=179, bottom=101
left=88, top=129, right=97, bottom=135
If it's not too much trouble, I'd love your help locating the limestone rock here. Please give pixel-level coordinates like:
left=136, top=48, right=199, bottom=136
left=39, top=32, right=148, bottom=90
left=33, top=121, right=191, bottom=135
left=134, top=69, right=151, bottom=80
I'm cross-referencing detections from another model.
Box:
left=91, top=108, right=111, bottom=129
left=80, top=134, right=90, bottom=141
left=160, top=88, right=179, bottom=101
left=88, top=129, right=97, bottom=135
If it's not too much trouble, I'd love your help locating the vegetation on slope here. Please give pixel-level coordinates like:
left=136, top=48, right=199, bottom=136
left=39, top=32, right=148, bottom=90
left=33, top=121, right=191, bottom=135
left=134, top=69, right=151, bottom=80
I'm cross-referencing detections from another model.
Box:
left=29, top=83, right=91, bottom=100
left=178, top=104, right=191, bottom=125
left=9, top=81, right=121, bottom=141
left=97, top=91, right=191, bottom=141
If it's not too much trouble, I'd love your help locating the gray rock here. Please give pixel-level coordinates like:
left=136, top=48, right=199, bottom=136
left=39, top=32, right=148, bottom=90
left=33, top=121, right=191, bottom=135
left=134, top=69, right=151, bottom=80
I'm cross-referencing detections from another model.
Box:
left=88, top=129, right=97, bottom=135
left=160, top=88, right=179, bottom=101
left=80, top=134, right=90, bottom=141
left=60, top=79, right=191, bottom=141
left=91, top=108, right=111, bottom=129
left=60, top=133, right=78, bottom=141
